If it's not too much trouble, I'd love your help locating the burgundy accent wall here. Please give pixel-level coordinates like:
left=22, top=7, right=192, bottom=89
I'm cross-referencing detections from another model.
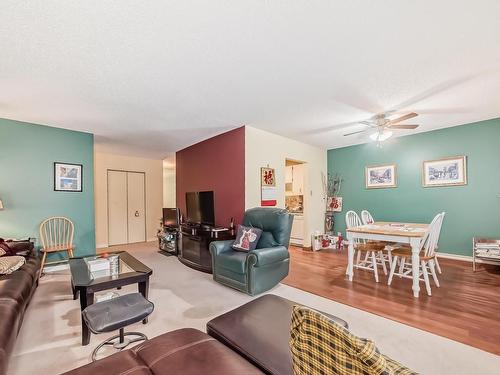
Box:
left=176, top=127, right=245, bottom=227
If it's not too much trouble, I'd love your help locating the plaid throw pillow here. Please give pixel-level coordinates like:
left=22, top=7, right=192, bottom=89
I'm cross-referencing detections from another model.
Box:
left=232, top=225, right=262, bottom=252
left=289, top=305, right=418, bottom=375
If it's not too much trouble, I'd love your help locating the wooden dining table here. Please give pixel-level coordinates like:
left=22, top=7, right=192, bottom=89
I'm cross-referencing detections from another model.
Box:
left=346, top=221, right=429, bottom=298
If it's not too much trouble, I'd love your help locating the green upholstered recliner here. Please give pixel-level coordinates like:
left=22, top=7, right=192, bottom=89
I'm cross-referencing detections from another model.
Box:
left=210, top=207, right=293, bottom=296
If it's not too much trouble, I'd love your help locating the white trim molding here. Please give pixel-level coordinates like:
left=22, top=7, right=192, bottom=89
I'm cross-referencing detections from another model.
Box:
left=437, top=252, right=498, bottom=265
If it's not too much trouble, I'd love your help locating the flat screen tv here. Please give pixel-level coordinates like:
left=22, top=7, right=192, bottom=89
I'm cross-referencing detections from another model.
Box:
left=186, top=191, right=215, bottom=226
left=162, top=208, right=179, bottom=228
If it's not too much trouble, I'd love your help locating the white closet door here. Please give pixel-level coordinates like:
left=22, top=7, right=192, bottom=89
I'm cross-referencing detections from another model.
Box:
left=127, top=172, right=146, bottom=243
left=108, top=170, right=128, bottom=246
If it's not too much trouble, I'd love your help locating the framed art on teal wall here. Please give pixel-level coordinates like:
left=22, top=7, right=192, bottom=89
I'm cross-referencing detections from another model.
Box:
left=365, top=163, right=397, bottom=189
left=54, top=162, right=83, bottom=192
left=422, top=156, right=467, bottom=187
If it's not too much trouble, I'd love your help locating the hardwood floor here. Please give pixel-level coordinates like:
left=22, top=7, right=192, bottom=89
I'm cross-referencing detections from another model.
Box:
left=283, top=246, right=500, bottom=355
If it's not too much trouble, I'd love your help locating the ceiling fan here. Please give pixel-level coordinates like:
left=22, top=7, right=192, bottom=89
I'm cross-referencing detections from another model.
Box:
left=344, top=112, right=419, bottom=141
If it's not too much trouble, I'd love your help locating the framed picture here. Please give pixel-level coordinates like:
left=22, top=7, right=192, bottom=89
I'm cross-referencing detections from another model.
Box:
left=54, top=162, right=83, bottom=192
left=327, top=196, right=343, bottom=212
left=261, top=167, right=277, bottom=206
left=422, top=156, right=467, bottom=187
left=261, top=167, right=275, bottom=186
left=365, top=164, right=397, bottom=189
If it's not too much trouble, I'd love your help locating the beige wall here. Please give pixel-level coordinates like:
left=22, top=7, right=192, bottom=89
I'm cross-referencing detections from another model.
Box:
left=163, top=159, right=176, bottom=208
left=94, top=152, right=163, bottom=248
left=245, top=126, right=327, bottom=247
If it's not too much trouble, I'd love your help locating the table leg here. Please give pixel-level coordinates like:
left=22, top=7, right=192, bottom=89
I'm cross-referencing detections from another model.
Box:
left=71, top=280, right=79, bottom=300
left=138, top=278, right=150, bottom=324
left=410, top=238, right=421, bottom=298
left=347, top=233, right=355, bottom=281
left=79, top=291, right=94, bottom=346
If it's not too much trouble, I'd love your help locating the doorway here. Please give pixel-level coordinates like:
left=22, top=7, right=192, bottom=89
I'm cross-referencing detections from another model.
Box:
left=107, top=170, right=146, bottom=246
left=285, top=159, right=306, bottom=246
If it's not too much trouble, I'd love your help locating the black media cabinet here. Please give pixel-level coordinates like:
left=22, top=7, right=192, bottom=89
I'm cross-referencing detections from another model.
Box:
left=178, top=223, right=235, bottom=273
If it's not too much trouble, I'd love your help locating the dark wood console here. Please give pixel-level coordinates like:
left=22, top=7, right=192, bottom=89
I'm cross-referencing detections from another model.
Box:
left=178, top=224, right=235, bottom=273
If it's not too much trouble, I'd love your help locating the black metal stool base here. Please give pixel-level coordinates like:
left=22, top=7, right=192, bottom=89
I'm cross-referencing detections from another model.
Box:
left=92, top=328, right=148, bottom=362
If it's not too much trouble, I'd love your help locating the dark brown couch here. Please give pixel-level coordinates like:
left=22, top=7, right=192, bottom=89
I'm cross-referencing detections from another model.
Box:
left=63, top=294, right=348, bottom=375
left=0, top=251, right=41, bottom=375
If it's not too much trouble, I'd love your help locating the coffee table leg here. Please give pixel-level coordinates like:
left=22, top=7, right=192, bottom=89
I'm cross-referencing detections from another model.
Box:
left=71, top=280, right=79, bottom=300
left=138, top=279, right=149, bottom=324
left=79, top=291, right=94, bottom=346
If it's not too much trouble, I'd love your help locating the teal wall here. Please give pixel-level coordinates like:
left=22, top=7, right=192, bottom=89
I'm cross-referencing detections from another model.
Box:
left=0, top=118, right=95, bottom=258
left=328, top=118, right=500, bottom=256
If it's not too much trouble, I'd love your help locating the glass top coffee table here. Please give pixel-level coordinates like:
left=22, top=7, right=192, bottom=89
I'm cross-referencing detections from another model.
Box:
left=69, top=251, right=152, bottom=346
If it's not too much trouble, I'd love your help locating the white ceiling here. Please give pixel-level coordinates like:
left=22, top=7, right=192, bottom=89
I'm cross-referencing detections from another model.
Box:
left=1, top=1, right=499, bottom=159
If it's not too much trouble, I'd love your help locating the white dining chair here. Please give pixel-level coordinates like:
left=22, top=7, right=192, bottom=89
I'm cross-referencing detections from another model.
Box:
left=360, top=209, right=392, bottom=271
left=360, top=210, right=375, bottom=225
left=345, top=210, right=386, bottom=282
left=39, top=216, right=75, bottom=280
left=387, top=212, right=445, bottom=296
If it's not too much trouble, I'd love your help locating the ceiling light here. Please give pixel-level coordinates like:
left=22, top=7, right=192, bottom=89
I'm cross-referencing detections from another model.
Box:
left=369, top=130, right=393, bottom=142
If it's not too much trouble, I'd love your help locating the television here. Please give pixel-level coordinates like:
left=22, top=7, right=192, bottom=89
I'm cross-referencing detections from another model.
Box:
left=186, top=191, right=215, bottom=226
left=162, top=208, right=179, bottom=228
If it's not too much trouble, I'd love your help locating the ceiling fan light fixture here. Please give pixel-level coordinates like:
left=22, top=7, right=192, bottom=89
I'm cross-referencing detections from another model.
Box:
left=369, top=130, right=393, bottom=142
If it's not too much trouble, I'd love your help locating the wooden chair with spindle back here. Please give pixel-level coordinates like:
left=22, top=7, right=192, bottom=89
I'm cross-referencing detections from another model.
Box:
left=361, top=209, right=392, bottom=270
left=345, top=210, right=386, bottom=282
left=388, top=212, right=445, bottom=296
left=39, top=216, right=75, bottom=280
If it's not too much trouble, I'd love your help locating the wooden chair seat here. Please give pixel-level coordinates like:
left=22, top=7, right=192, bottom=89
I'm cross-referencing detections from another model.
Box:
left=356, top=243, right=386, bottom=252
left=41, top=245, right=73, bottom=253
left=391, top=247, right=435, bottom=261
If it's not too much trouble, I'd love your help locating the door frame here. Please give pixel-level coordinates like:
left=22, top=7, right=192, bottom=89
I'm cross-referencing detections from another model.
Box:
left=107, top=169, right=147, bottom=246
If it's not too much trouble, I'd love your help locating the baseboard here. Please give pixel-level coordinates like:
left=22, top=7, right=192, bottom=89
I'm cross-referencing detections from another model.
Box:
left=96, top=243, right=108, bottom=249
left=437, top=252, right=498, bottom=265
left=44, top=263, right=69, bottom=272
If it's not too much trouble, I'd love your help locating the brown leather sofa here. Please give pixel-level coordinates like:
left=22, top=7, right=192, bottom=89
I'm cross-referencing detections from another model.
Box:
left=0, top=251, right=41, bottom=375
left=63, top=294, right=348, bottom=375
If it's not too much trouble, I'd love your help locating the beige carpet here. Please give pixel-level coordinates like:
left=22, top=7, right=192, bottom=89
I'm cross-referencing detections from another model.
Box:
left=9, top=242, right=499, bottom=374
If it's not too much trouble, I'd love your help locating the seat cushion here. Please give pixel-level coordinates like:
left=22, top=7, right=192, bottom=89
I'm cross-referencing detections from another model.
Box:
left=216, top=251, right=248, bottom=274
left=60, top=347, right=153, bottom=375
left=207, top=294, right=348, bottom=375
left=62, top=329, right=263, bottom=375
left=82, top=293, right=154, bottom=333
left=0, top=268, right=34, bottom=307
left=0, top=301, right=22, bottom=375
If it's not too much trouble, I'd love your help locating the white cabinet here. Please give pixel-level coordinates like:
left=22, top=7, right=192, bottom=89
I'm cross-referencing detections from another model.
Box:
left=290, top=214, right=304, bottom=246
left=285, top=166, right=293, bottom=184
left=292, top=164, right=304, bottom=195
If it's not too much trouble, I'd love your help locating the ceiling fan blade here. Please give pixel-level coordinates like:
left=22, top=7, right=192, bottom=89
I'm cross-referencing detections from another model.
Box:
left=388, top=112, right=418, bottom=125
left=343, top=129, right=367, bottom=136
left=389, top=124, right=419, bottom=130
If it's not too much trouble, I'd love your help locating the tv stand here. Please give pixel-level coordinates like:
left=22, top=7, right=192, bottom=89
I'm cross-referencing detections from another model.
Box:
left=178, top=223, right=235, bottom=273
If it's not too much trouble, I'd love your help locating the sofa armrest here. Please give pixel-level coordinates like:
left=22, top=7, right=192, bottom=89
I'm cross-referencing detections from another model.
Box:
left=210, top=240, right=236, bottom=256
left=248, top=246, right=289, bottom=267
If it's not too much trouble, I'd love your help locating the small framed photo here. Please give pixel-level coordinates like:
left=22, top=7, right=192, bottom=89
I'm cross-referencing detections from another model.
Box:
left=54, top=162, right=83, bottom=192
left=365, top=164, right=397, bottom=189
left=422, top=156, right=467, bottom=187
left=327, top=196, right=343, bottom=212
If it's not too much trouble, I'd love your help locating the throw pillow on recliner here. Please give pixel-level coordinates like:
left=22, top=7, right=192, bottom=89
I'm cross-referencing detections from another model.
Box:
left=232, top=225, right=262, bottom=252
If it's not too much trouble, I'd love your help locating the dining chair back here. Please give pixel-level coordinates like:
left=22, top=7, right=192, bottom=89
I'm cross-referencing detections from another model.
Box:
left=361, top=210, right=375, bottom=225
left=345, top=210, right=362, bottom=229
left=39, top=216, right=75, bottom=280
left=422, top=212, right=446, bottom=258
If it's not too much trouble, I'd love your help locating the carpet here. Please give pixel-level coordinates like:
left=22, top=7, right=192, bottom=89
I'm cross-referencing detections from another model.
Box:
left=8, top=242, right=499, bottom=374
